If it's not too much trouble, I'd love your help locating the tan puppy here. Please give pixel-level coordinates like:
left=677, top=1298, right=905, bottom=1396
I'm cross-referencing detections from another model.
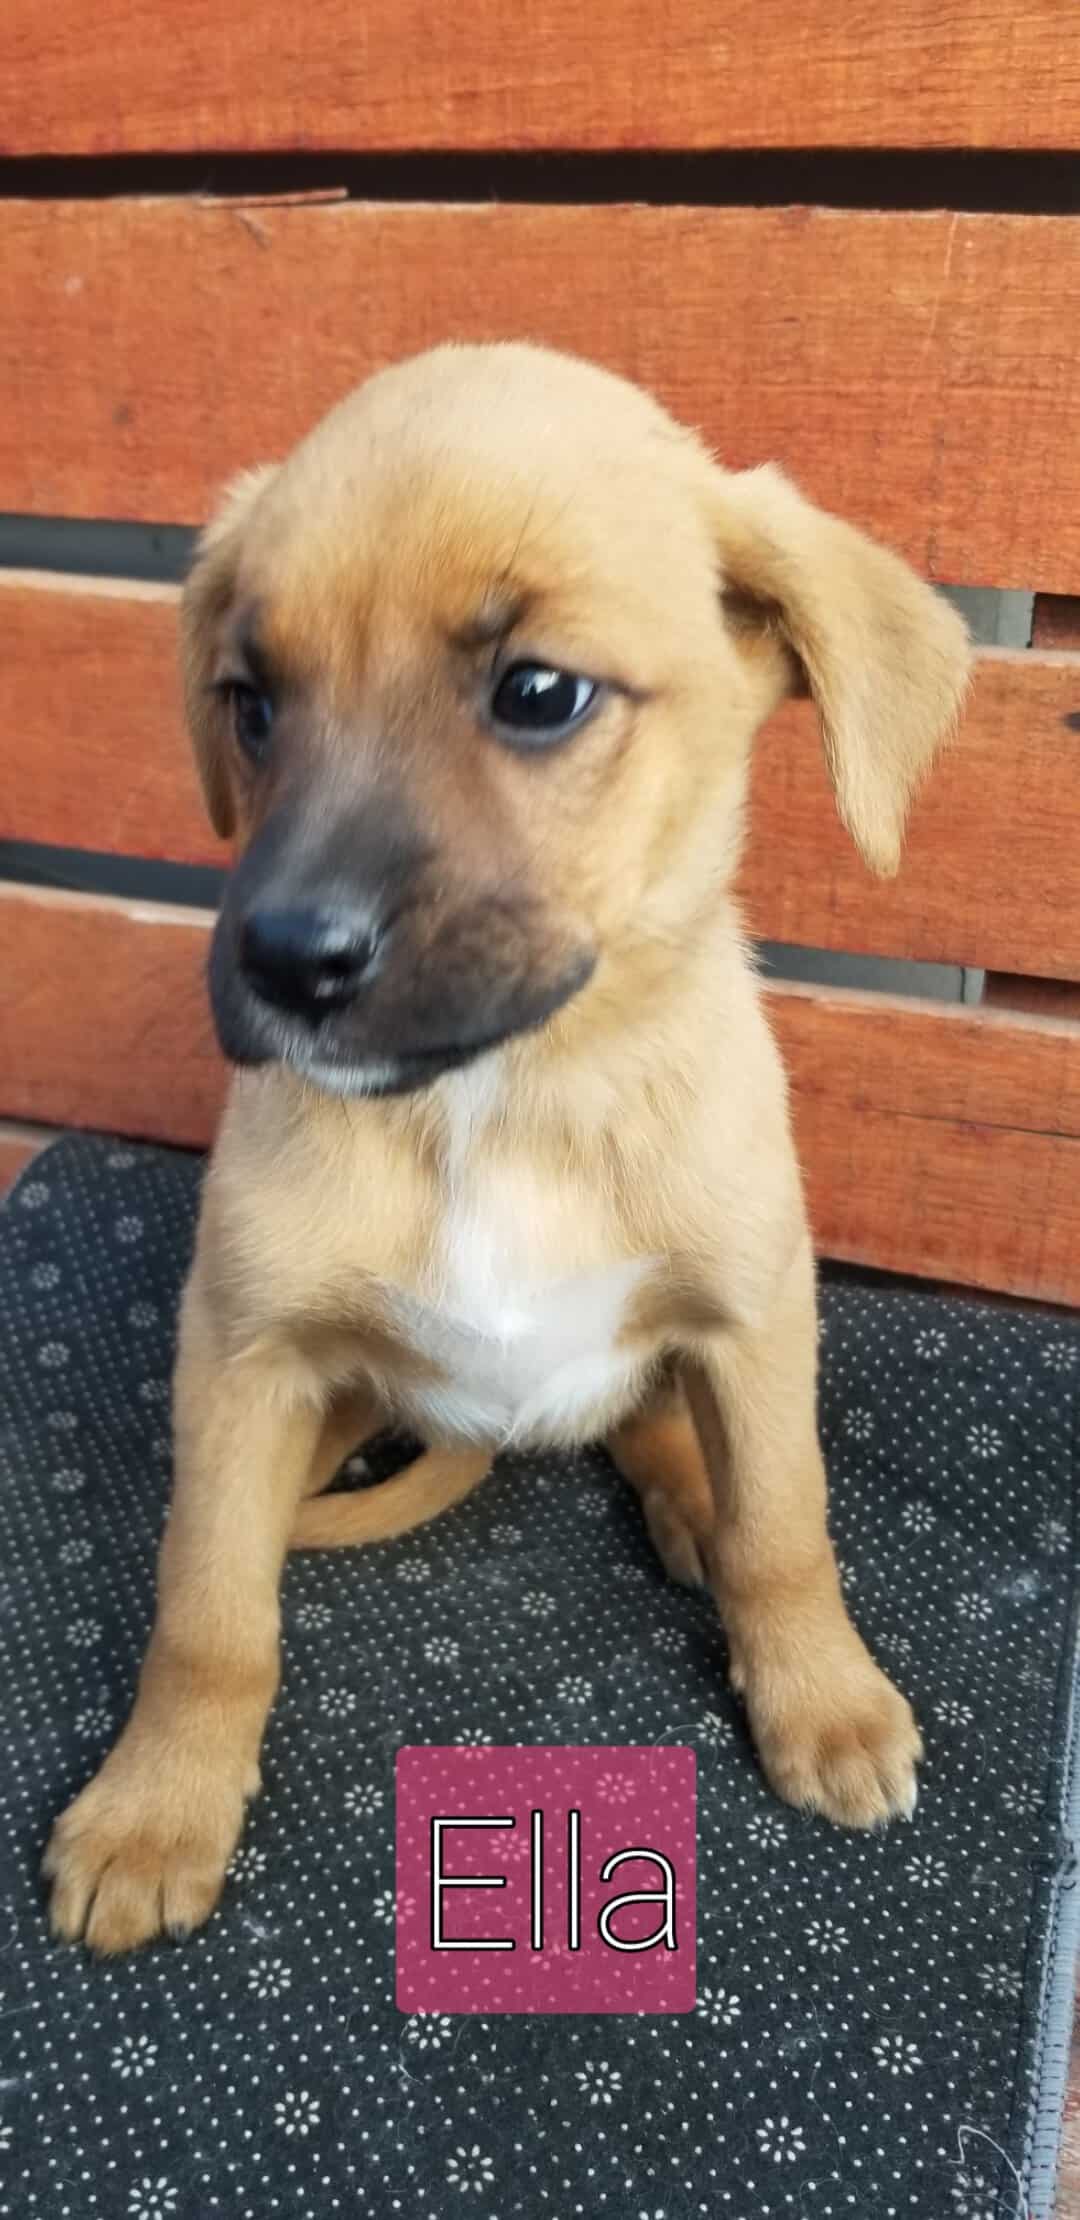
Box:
left=44, top=343, right=970, bottom=1953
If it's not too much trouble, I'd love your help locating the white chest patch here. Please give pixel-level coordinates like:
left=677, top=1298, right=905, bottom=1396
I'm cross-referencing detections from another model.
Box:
left=384, top=1068, right=652, bottom=1447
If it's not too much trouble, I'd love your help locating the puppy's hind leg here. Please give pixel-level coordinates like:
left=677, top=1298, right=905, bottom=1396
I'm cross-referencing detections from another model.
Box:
left=607, top=1379, right=716, bottom=1589
left=300, top=1386, right=385, bottom=1499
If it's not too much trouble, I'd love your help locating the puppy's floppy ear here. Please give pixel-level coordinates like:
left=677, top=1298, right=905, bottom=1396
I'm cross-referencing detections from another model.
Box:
left=709, top=463, right=972, bottom=875
left=180, top=465, right=278, bottom=839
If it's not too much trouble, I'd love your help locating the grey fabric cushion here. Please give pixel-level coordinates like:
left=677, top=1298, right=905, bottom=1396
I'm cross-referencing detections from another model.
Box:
left=0, top=1134, right=1078, bottom=2220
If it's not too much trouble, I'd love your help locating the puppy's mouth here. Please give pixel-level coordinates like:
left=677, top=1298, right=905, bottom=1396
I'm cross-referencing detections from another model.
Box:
left=285, top=1026, right=521, bottom=1099
left=212, top=947, right=597, bottom=1099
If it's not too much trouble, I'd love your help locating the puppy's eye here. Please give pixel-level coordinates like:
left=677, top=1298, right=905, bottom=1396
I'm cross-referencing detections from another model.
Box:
left=227, top=683, right=274, bottom=764
left=490, top=663, right=599, bottom=744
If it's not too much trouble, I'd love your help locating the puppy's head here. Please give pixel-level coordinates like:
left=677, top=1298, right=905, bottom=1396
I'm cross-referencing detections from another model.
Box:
left=183, top=343, right=970, bottom=1096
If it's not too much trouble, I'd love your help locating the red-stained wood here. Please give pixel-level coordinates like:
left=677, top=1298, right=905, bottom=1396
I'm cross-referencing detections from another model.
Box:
left=0, top=574, right=220, bottom=866
left=984, top=975, right=1080, bottom=1021
left=6, top=573, right=1080, bottom=978
left=0, top=1122, right=52, bottom=1193
left=0, top=886, right=224, bottom=1150
left=769, top=983, right=1080, bottom=1306
left=2, top=0, right=1077, bottom=154
left=3, top=202, right=1080, bottom=589
left=742, top=649, right=1080, bottom=977
left=3, top=883, right=1079, bottom=1303
left=1061, top=2003, right=1080, bottom=2220
left=1033, top=595, right=1080, bottom=651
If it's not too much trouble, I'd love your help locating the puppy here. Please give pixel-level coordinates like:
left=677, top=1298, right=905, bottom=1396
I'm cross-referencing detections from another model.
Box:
left=44, top=343, right=970, bottom=1953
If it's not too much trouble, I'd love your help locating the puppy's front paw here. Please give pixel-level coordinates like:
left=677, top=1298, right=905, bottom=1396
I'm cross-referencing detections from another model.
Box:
left=736, top=1634, right=922, bottom=1829
left=43, top=1736, right=253, bottom=1953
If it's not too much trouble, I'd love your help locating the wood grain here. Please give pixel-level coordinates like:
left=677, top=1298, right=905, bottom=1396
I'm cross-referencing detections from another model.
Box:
left=1062, top=2004, right=1080, bottom=2220
left=984, top=975, right=1080, bottom=1021
left=743, top=649, right=1080, bottom=977
left=3, top=883, right=1079, bottom=1303
left=770, top=984, right=1080, bottom=1306
left=0, top=574, right=217, bottom=864
left=3, top=201, right=1079, bottom=588
left=2, top=0, right=1076, bottom=153
left=1033, top=595, right=1080, bottom=650
left=0, top=886, right=223, bottom=1149
left=6, top=574, right=1080, bottom=977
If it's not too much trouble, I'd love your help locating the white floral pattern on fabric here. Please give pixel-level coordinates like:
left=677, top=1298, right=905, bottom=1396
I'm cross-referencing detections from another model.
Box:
left=696, top=1985, right=741, bottom=2027
left=949, top=2169, right=1000, bottom=2219
left=746, top=1810, right=789, bottom=1849
left=1001, top=1780, right=1043, bottom=1819
left=901, top=1500, right=937, bottom=1534
left=51, top=1466, right=85, bottom=1495
left=445, top=2145, right=495, bottom=2193
left=936, top=1697, right=975, bottom=1728
left=228, top=1843, right=268, bottom=1882
left=111, top=2033, right=158, bottom=2078
left=318, top=1685, right=358, bottom=1717
left=906, top=1852, right=950, bottom=1889
left=404, top=2014, right=454, bottom=2051
left=805, top=1917, right=849, bottom=1953
left=344, top=1782, right=385, bottom=1818
left=872, top=2032, right=922, bottom=2075
left=274, top=2090, right=320, bottom=2137
left=1040, top=1338, right=1076, bottom=1372
left=575, top=2060, right=623, bottom=2106
left=75, top=1697, right=112, bottom=1738
left=698, top=1710, right=735, bottom=1744
left=293, top=1600, right=333, bottom=1630
left=756, top=2116, right=807, bottom=2162
left=248, top=1957, right=291, bottom=1998
left=967, top=1422, right=1003, bottom=1460
left=423, top=1636, right=460, bottom=1665
left=956, top=1592, right=993, bottom=1623
left=127, top=2181, right=177, bottom=2219
left=979, top=1963, right=1022, bottom=2002
left=1, top=1136, right=1077, bottom=2220
left=913, top=1326, right=948, bottom=1359
left=67, top=1616, right=101, bottom=1647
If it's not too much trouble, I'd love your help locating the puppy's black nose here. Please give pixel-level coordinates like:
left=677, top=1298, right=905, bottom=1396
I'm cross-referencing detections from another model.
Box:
left=239, top=906, right=381, bottom=1019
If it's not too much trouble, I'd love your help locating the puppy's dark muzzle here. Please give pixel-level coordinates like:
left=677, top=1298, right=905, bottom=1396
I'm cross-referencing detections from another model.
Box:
left=239, top=906, right=383, bottom=1022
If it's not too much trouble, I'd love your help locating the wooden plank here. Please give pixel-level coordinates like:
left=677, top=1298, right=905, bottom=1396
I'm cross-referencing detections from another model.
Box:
left=3, top=883, right=1079, bottom=1303
left=743, top=648, right=1080, bottom=978
left=984, top=975, right=1080, bottom=1020
left=2, top=1, right=1076, bottom=154
left=1032, top=594, right=1080, bottom=650
left=6, top=573, right=1080, bottom=978
left=0, top=573, right=222, bottom=867
left=1062, top=2001, right=1080, bottom=2220
left=0, top=885, right=224, bottom=1149
left=770, top=984, right=1080, bottom=1306
left=2, top=201, right=1079, bottom=588
left=0, top=1121, right=53, bottom=1193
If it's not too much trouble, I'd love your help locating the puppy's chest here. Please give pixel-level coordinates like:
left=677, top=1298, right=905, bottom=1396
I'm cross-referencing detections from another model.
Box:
left=385, top=1159, right=651, bottom=1447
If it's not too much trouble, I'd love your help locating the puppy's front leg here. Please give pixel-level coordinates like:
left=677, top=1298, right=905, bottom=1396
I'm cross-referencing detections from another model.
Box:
left=684, top=1237, right=921, bottom=1828
left=44, top=1276, right=323, bottom=1952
